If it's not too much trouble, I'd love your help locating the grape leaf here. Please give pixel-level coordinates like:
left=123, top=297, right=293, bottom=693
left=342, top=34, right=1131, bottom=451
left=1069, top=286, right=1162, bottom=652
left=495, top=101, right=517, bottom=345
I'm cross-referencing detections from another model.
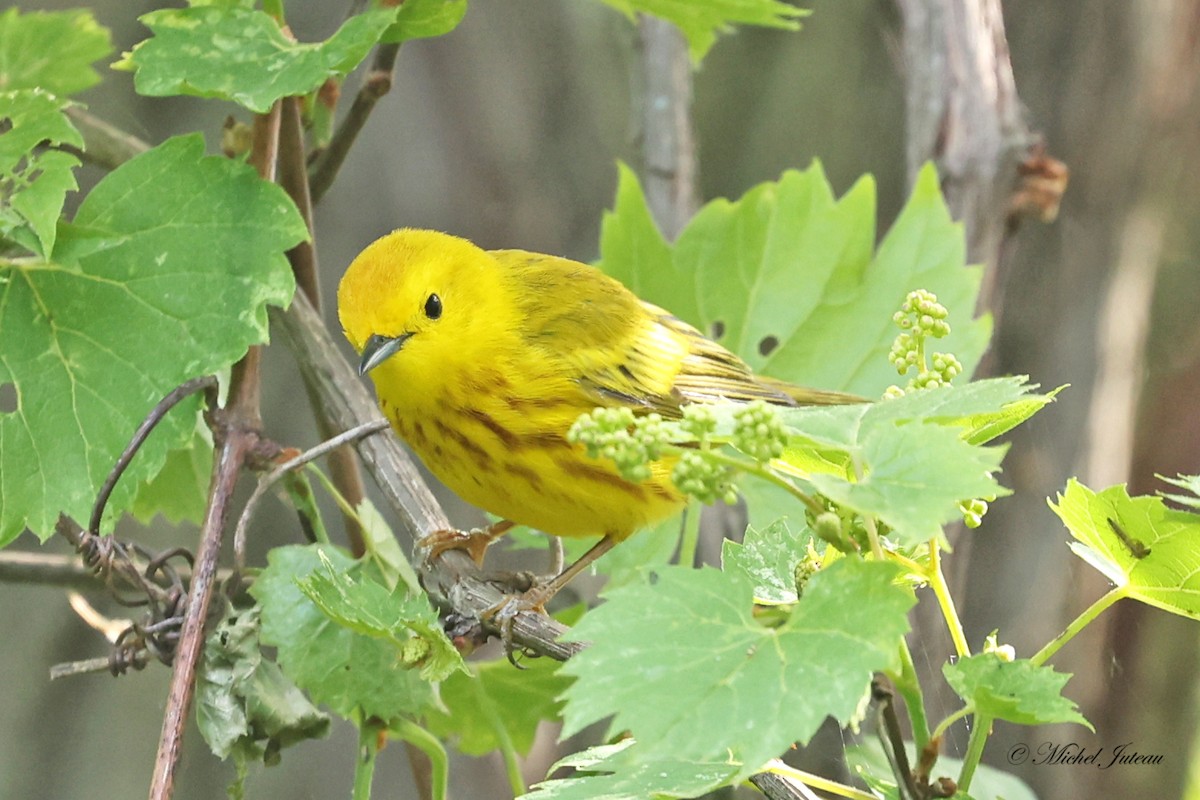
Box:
left=806, top=421, right=1007, bottom=546
left=118, top=6, right=399, bottom=113
left=776, top=378, right=1045, bottom=452
left=1051, top=480, right=1200, bottom=620
left=1157, top=473, right=1200, bottom=511
left=0, top=89, right=84, bottom=256
left=597, top=162, right=990, bottom=400
left=559, top=558, right=913, bottom=781
left=295, top=550, right=464, bottom=682
left=522, top=740, right=739, bottom=800
left=0, top=8, right=113, bottom=96
left=593, top=0, right=806, bottom=63
left=196, top=605, right=330, bottom=763
left=721, top=518, right=808, bottom=604
left=251, top=544, right=434, bottom=720
left=425, top=656, right=570, bottom=757
left=943, top=654, right=1091, bottom=729
left=383, top=0, right=469, bottom=43
left=130, top=427, right=212, bottom=525
left=0, top=134, right=302, bottom=545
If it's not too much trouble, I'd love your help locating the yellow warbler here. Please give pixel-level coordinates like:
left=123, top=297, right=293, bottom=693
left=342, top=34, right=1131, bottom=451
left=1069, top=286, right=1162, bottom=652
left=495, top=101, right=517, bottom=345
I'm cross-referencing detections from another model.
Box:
left=337, top=229, right=859, bottom=610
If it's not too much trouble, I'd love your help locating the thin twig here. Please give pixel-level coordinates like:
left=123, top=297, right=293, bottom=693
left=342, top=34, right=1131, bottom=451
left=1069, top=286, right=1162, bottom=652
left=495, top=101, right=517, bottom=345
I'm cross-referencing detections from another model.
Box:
left=63, top=107, right=152, bottom=169
left=0, top=551, right=106, bottom=589
left=873, top=677, right=920, bottom=800
left=232, top=419, right=389, bottom=574
left=148, top=102, right=281, bottom=800
left=279, top=94, right=370, bottom=557
left=309, top=42, right=401, bottom=204
left=89, top=376, right=218, bottom=536
left=279, top=96, right=320, bottom=306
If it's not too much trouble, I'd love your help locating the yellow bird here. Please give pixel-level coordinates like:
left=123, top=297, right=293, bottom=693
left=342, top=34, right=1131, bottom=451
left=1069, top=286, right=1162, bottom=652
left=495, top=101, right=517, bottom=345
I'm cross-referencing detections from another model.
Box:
left=338, top=229, right=858, bottom=615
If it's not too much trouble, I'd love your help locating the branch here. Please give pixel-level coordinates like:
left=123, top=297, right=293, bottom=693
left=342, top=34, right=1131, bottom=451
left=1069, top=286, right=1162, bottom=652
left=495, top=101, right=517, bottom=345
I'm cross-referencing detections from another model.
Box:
left=636, top=15, right=698, bottom=240
left=309, top=42, right=401, bottom=204
left=278, top=94, right=370, bottom=556
left=148, top=103, right=282, bottom=800
left=63, top=106, right=152, bottom=169
left=0, top=550, right=231, bottom=591
left=0, top=550, right=103, bottom=589
left=270, top=292, right=581, bottom=661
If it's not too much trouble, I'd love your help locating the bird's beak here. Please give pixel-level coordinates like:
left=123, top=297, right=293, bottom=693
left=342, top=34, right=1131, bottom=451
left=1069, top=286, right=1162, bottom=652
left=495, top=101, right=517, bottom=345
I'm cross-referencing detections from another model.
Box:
left=358, top=332, right=412, bottom=376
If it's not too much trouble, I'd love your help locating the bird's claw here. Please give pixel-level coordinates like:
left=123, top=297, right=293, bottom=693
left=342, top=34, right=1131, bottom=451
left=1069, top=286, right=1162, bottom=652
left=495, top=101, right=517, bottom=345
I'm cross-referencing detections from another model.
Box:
left=416, top=520, right=515, bottom=566
left=484, top=589, right=549, bottom=667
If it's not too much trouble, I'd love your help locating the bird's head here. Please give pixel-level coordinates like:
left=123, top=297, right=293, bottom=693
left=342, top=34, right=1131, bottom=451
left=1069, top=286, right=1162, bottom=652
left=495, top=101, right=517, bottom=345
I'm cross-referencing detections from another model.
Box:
left=337, top=229, right=509, bottom=392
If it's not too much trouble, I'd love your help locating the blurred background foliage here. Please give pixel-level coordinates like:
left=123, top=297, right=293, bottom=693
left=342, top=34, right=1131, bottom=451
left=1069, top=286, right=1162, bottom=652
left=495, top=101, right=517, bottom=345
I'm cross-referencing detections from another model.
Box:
left=3, top=1, right=1199, bottom=799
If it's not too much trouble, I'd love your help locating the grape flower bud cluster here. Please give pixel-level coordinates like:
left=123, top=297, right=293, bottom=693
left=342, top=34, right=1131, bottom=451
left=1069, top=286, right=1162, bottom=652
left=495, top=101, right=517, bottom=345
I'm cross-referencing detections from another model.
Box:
left=886, top=289, right=963, bottom=396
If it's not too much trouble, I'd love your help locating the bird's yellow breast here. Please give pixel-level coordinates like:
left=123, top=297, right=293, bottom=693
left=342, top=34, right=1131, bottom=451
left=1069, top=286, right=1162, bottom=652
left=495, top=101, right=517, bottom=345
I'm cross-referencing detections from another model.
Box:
left=371, top=354, right=683, bottom=539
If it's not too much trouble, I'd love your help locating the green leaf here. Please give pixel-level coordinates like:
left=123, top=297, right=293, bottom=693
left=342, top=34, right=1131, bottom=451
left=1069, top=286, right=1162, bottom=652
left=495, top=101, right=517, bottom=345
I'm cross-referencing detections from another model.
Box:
left=0, top=8, right=113, bottom=96
left=759, top=380, right=1037, bottom=546
left=807, top=422, right=1007, bottom=546
left=597, top=162, right=692, bottom=322
left=560, top=559, right=914, bottom=781
left=593, top=0, right=807, bottom=63
left=295, top=550, right=465, bottom=682
left=196, top=605, right=330, bottom=763
left=1157, top=473, right=1200, bottom=511
left=522, top=740, right=740, bottom=800
left=1050, top=480, right=1200, bottom=620
left=594, top=512, right=684, bottom=589
left=943, top=654, right=1091, bottom=729
left=382, top=0, right=469, bottom=43
left=0, top=134, right=301, bottom=544
left=251, top=544, right=434, bottom=720
left=0, top=89, right=84, bottom=256
left=130, top=427, right=212, bottom=525
left=119, top=6, right=399, bottom=113
left=425, top=656, right=570, bottom=757
left=721, top=518, right=807, bottom=604
left=597, top=162, right=989, bottom=399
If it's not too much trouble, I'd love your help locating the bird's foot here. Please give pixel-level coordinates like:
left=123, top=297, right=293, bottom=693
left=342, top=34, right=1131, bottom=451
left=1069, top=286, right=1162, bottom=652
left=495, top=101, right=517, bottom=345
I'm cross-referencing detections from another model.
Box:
left=483, top=586, right=553, bottom=667
left=416, top=519, right=515, bottom=566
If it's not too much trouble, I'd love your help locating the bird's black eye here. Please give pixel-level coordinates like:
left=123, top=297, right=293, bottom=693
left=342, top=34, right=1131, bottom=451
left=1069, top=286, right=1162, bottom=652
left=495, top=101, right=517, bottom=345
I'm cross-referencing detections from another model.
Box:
left=424, top=293, right=442, bottom=320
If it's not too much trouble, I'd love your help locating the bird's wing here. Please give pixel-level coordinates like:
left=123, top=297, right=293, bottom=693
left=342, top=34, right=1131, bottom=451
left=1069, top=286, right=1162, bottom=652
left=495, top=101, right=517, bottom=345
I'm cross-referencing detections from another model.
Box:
left=495, top=250, right=858, bottom=417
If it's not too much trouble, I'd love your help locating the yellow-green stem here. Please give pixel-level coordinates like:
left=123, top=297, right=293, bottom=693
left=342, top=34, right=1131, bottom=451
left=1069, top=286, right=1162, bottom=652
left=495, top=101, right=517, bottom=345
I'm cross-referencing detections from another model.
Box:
left=691, top=446, right=825, bottom=517
left=928, top=541, right=970, bottom=657
left=762, top=760, right=879, bottom=800
left=469, top=674, right=526, bottom=796
left=1030, top=588, right=1124, bottom=666
left=891, top=639, right=931, bottom=752
left=931, top=705, right=972, bottom=742
left=678, top=500, right=702, bottom=568
left=958, top=712, right=992, bottom=792
left=353, top=717, right=384, bottom=800
left=392, top=719, right=450, bottom=800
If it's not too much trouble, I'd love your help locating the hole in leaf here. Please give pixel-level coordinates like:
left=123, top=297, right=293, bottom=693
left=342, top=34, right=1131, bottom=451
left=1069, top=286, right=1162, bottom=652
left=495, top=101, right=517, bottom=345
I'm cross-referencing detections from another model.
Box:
left=0, top=383, right=16, bottom=413
left=758, top=335, right=779, bottom=357
left=710, top=320, right=726, bottom=340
